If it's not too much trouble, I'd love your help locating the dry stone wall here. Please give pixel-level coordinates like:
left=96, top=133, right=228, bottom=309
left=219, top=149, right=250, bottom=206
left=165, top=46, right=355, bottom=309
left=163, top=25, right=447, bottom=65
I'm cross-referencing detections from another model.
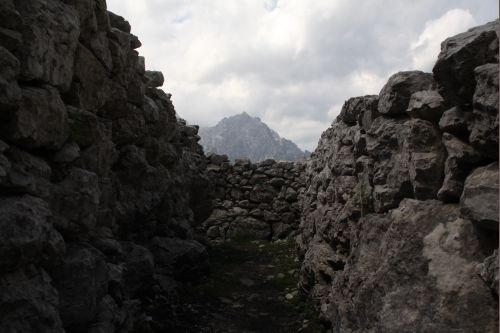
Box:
left=0, top=1, right=212, bottom=332
left=297, top=20, right=499, bottom=332
left=203, top=154, right=305, bottom=242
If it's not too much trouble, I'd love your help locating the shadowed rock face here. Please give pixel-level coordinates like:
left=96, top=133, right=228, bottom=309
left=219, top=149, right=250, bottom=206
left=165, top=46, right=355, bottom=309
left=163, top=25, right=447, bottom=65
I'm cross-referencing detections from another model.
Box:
left=298, top=19, right=499, bottom=332
left=0, top=0, right=213, bottom=332
left=199, top=112, right=310, bottom=162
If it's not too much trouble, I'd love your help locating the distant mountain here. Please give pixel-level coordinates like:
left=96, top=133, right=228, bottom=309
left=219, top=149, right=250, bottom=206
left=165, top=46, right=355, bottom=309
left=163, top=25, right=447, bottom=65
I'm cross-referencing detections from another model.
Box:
left=199, top=112, right=309, bottom=162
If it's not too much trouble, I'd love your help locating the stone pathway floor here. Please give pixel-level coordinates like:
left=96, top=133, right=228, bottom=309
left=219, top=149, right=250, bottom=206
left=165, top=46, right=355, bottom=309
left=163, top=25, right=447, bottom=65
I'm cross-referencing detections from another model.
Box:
left=175, top=237, right=324, bottom=332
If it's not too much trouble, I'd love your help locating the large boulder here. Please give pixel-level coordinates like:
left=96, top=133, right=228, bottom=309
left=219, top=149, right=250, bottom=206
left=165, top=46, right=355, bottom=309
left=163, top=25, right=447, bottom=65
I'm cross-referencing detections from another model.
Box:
left=0, top=45, right=21, bottom=112
left=433, top=19, right=498, bottom=104
left=0, top=266, right=64, bottom=333
left=4, top=147, right=52, bottom=198
left=14, top=0, right=80, bottom=90
left=477, top=250, right=499, bottom=296
left=406, top=90, right=445, bottom=121
left=50, top=243, right=108, bottom=330
left=121, top=242, right=154, bottom=297
left=439, top=106, right=469, bottom=136
left=150, top=237, right=209, bottom=280
left=327, top=200, right=498, bottom=333
left=0, top=195, right=65, bottom=272
left=337, top=95, right=378, bottom=125
left=50, top=168, right=100, bottom=240
left=460, top=162, right=499, bottom=230
left=1, top=85, right=68, bottom=150
left=437, top=133, right=482, bottom=202
left=468, top=63, right=499, bottom=159
left=378, top=71, right=435, bottom=115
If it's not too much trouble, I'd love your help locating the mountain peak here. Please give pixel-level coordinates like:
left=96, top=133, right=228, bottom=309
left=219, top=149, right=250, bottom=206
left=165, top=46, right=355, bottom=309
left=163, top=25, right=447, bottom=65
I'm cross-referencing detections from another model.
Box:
left=199, top=113, right=308, bottom=162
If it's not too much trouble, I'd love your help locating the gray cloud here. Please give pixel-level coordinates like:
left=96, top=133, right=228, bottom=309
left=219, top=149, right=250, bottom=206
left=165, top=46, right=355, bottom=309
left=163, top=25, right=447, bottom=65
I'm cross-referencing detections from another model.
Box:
left=107, top=0, right=498, bottom=150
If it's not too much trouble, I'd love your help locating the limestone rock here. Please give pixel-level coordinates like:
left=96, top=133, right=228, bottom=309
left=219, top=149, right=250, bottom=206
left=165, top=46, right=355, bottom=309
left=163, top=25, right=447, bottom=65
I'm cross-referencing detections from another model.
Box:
left=121, top=242, right=154, bottom=297
left=378, top=71, right=435, bottom=115
left=2, top=85, right=68, bottom=150
left=4, top=147, right=52, bottom=198
left=437, top=133, right=482, bottom=202
left=151, top=237, right=209, bottom=280
left=477, top=249, right=499, bottom=296
left=0, top=45, right=21, bottom=112
left=145, top=70, right=164, bottom=88
left=460, top=162, right=499, bottom=230
left=108, top=11, right=131, bottom=33
left=337, top=95, right=378, bottom=125
left=0, top=266, right=64, bottom=333
left=327, top=200, right=497, bottom=332
left=433, top=19, right=498, bottom=104
left=50, top=243, right=108, bottom=330
left=469, top=63, right=499, bottom=159
left=439, top=106, right=469, bottom=136
left=51, top=168, right=100, bottom=239
left=14, top=0, right=80, bottom=90
left=0, top=195, right=64, bottom=272
left=406, top=90, right=445, bottom=121
left=297, top=20, right=499, bottom=332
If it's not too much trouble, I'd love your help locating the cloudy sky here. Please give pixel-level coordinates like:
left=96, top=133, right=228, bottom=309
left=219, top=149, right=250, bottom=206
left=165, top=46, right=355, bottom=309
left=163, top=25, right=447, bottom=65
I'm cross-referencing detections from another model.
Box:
left=107, top=0, right=498, bottom=151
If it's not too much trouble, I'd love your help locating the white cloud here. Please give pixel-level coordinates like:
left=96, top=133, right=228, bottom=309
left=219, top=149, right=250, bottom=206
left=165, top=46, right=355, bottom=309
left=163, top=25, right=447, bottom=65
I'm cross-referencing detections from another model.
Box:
left=410, top=8, right=477, bottom=71
left=106, top=0, right=498, bottom=151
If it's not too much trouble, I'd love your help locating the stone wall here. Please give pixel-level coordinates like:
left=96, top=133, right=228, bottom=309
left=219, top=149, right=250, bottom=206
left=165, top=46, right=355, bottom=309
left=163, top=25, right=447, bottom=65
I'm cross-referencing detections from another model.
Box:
left=203, top=154, right=305, bottom=242
left=297, top=20, right=499, bottom=332
left=0, top=1, right=212, bottom=332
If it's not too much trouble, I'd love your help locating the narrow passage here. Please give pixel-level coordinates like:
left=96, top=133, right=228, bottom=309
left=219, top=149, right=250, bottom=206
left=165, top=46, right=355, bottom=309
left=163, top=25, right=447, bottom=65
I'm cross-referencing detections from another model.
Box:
left=176, top=237, right=323, bottom=332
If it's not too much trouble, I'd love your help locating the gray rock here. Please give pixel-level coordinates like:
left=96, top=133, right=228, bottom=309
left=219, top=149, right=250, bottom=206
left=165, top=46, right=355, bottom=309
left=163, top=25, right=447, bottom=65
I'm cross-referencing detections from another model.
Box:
left=145, top=70, right=164, bottom=88
left=121, top=242, right=154, bottom=297
left=0, top=195, right=64, bottom=272
left=108, top=11, right=131, bottom=33
left=477, top=249, right=498, bottom=296
left=51, top=141, right=80, bottom=164
left=285, top=187, right=298, bottom=202
left=14, top=0, right=80, bottom=90
left=437, top=133, right=482, bottom=202
left=337, top=95, right=378, bottom=125
left=406, top=90, right=445, bottom=121
left=151, top=237, right=209, bottom=280
left=378, top=71, right=435, bottom=115
left=226, top=216, right=271, bottom=240
left=297, top=20, right=499, bottom=333
left=433, top=19, right=498, bottom=104
left=4, top=147, right=52, bottom=198
left=0, top=27, right=22, bottom=51
left=51, top=168, right=100, bottom=239
left=468, top=63, right=499, bottom=159
left=460, top=162, right=499, bottom=230
left=0, top=0, right=21, bottom=31
left=327, top=200, right=497, bottom=332
left=2, top=85, right=68, bottom=150
left=0, top=45, right=21, bottom=112
left=50, top=243, right=108, bottom=330
left=0, top=266, right=64, bottom=333
left=438, top=106, right=469, bottom=136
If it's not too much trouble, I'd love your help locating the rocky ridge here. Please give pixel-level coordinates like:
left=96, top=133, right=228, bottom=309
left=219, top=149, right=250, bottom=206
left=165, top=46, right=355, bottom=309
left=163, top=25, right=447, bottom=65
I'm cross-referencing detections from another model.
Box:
left=297, top=19, right=499, bottom=332
left=0, top=1, right=212, bottom=332
left=203, top=154, right=305, bottom=242
left=199, top=112, right=310, bottom=162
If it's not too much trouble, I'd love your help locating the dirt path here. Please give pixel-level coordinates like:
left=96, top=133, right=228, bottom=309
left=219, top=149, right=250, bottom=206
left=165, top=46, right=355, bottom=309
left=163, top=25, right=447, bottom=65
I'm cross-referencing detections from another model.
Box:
left=176, top=238, right=323, bottom=332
